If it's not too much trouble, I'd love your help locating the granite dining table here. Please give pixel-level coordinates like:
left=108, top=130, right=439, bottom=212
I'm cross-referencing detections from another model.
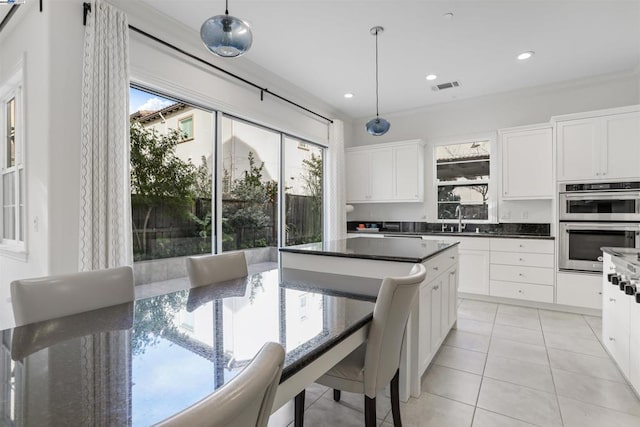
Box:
left=0, top=267, right=378, bottom=426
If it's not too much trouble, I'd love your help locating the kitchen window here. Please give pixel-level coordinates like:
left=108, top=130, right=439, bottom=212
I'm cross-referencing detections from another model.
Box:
left=434, top=139, right=495, bottom=222
left=0, top=67, right=25, bottom=255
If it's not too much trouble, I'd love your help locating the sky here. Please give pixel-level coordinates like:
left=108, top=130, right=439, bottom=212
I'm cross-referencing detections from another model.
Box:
left=130, top=87, right=174, bottom=114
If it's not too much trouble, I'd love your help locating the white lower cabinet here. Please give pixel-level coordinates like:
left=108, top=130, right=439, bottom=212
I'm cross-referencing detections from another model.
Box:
left=418, top=261, right=458, bottom=376
left=459, top=250, right=490, bottom=295
left=556, top=272, right=602, bottom=309
left=489, top=238, right=555, bottom=303
left=601, top=253, right=639, bottom=396
left=630, top=300, right=640, bottom=393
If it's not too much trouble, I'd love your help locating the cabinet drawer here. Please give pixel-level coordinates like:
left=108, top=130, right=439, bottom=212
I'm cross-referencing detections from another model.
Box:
left=490, top=251, right=554, bottom=268
left=490, top=264, right=554, bottom=285
left=425, top=249, right=457, bottom=279
left=490, top=280, right=554, bottom=303
left=490, top=238, right=553, bottom=254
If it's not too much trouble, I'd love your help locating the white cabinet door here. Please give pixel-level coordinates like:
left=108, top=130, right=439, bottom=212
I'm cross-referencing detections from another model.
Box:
left=369, top=148, right=394, bottom=201
left=418, top=284, right=433, bottom=373
left=346, top=151, right=370, bottom=202
left=630, top=300, right=640, bottom=394
left=447, top=267, right=458, bottom=327
left=430, top=280, right=442, bottom=353
left=501, top=128, right=553, bottom=199
left=601, top=112, right=640, bottom=180
left=557, top=118, right=599, bottom=181
left=440, top=272, right=450, bottom=337
left=394, top=144, right=423, bottom=201
left=458, top=250, right=490, bottom=295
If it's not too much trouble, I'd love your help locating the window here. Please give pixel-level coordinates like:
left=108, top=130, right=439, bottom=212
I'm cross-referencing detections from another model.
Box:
left=178, top=115, right=194, bottom=141
left=284, top=136, right=323, bottom=245
left=0, top=68, right=25, bottom=253
left=435, top=140, right=493, bottom=221
left=129, top=87, right=214, bottom=261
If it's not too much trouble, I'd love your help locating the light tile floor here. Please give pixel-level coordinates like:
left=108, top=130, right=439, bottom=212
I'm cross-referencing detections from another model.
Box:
left=269, top=299, right=640, bottom=427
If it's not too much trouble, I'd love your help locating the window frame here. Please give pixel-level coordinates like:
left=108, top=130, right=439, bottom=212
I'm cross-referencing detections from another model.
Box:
left=177, top=114, right=194, bottom=142
left=431, top=135, right=498, bottom=224
left=0, top=64, right=26, bottom=259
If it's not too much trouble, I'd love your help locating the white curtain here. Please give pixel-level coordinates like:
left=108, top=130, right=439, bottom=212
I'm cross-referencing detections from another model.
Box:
left=325, top=120, right=347, bottom=241
left=79, top=0, right=132, bottom=270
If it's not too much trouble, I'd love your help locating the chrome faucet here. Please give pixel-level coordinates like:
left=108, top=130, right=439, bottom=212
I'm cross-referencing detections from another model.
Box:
left=455, top=205, right=466, bottom=233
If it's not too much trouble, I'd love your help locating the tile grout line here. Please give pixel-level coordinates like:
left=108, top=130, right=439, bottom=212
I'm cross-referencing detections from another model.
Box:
left=469, top=301, right=498, bottom=427
left=540, top=309, right=566, bottom=427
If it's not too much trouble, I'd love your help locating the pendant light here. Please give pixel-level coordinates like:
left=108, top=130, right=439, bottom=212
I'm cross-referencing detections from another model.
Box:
left=201, top=0, right=253, bottom=58
left=365, top=26, right=391, bottom=136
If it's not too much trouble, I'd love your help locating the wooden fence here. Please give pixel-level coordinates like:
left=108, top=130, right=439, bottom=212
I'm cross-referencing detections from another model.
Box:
left=132, top=194, right=322, bottom=260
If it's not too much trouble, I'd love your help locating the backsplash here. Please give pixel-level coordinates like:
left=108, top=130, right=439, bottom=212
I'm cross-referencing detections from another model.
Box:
left=347, top=221, right=551, bottom=236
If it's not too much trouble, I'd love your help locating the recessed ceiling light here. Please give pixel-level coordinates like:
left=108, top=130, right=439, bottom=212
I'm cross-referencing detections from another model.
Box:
left=443, top=12, right=454, bottom=19
left=517, top=51, right=535, bottom=60
left=426, top=74, right=437, bottom=81
left=344, top=93, right=354, bottom=99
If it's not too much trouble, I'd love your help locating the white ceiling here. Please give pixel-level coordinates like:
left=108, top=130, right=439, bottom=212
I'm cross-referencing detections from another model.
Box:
left=140, top=0, right=640, bottom=120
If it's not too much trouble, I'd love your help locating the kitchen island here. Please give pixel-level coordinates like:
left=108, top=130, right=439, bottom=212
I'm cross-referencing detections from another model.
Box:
left=280, top=236, right=460, bottom=399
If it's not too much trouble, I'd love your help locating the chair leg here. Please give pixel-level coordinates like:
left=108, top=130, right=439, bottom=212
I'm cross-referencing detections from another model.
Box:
left=333, top=389, right=341, bottom=402
left=364, top=395, right=376, bottom=427
left=294, top=390, right=305, bottom=427
left=391, top=369, right=402, bottom=427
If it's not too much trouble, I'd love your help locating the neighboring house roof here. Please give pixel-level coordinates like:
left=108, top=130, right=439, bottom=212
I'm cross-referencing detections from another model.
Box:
left=130, top=102, right=188, bottom=124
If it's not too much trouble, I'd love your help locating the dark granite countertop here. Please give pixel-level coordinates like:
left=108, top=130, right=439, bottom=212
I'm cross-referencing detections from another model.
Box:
left=279, top=237, right=459, bottom=263
left=376, top=231, right=555, bottom=240
left=347, top=221, right=553, bottom=239
left=0, top=268, right=374, bottom=426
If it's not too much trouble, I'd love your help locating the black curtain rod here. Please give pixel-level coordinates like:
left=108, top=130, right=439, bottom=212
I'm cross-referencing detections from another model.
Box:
left=82, top=3, right=333, bottom=124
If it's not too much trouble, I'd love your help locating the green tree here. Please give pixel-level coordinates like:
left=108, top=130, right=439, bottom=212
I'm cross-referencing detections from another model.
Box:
left=222, top=152, right=278, bottom=250
left=301, top=153, right=323, bottom=242
left=130, top=122, right=197, bottom=256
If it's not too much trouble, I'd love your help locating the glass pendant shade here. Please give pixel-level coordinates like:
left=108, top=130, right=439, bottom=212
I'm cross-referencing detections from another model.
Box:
left=201, top=13, right=252, bottom=58
left=365, top=117, right=391, bottom=136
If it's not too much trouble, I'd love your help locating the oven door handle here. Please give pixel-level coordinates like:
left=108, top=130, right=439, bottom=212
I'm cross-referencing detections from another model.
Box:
left=562, top=192, right=640, bottom=200
left=561, top=222, right=640, bottom=232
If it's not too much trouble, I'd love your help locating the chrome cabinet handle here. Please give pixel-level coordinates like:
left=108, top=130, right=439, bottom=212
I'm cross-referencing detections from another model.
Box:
left=609, top=298, right=616, bottom=302
left=519, top=258, right=524, bottom=261
left=609, top=337, right=615, bottom=341
left=518, top=289, right=524, bottom=293
left=433, top=285, right=439, bottom=290
left=433, top=267, right=439, bottom=271
left=450, top=256, right=455, bottom=260
left=598, top=291, right=602, bottom=295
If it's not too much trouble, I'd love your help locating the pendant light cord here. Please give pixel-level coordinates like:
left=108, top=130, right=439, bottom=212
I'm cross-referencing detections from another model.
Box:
left=225, top=0, right=229, bottom=15
left=375, top=29, right=380, bottom=117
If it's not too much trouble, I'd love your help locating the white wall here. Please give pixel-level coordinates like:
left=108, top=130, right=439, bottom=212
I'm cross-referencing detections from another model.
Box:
left=0, top=1, right=51, bottom=294
left=346, top=72, right=640, bottom=223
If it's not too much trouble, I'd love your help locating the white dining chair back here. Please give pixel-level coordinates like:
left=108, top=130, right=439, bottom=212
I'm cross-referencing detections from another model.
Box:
left=155, top=341, right=285, bottom=427
left=363, top=262, right=426, bottom=397
left=186, top=251, right=248, bottom=287
left=301, top=263, right=426, bottom=427
left=10, top=266, right=134, bottom=326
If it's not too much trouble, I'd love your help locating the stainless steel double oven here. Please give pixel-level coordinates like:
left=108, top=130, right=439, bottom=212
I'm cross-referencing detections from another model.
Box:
left=559, top=182, right=640, bottom=272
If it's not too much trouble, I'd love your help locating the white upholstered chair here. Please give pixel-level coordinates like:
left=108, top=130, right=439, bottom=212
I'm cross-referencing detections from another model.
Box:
left=155, top=341, right=285, bottom=427
left=294, top=263, right=427, bottom=427
left=186, top=251, right=248, bottom=287
left=10, top=266, right=134, bottom=326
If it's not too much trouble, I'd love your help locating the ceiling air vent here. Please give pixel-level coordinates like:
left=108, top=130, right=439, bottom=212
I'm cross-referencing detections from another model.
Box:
left=432, top=80, right=461, bottom=92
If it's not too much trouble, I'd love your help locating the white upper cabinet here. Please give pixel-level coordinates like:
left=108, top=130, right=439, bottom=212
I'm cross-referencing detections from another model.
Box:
left=500, top=125, right=553, bottom=199
left=556, top=108, right=640, bottom=182
left=602, top=112, right=640, bottom=180
left=346, top=140, right=424, bottom=203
